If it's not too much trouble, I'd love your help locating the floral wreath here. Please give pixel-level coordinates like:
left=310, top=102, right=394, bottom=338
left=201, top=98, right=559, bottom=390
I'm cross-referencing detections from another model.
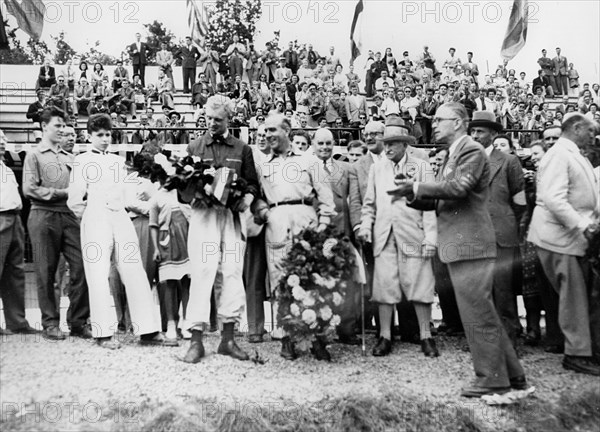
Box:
left=276, top=226, right=356, bottom=352
left=155, top=154, right=248, bottom=210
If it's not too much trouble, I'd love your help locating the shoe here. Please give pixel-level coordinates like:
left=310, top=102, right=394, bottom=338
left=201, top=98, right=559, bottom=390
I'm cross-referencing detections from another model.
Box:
left=372, top=337, right=392, bottom=357
left=280, top=337, right=297, bottom=360
left=400, top=334, right=421, bottom=345
left=182, top=330, right=205, bottom=363
left=421, top=338, right=440, bottom=357
left=562, top=355, right=600, bottom=376
left=248, top=334, right=264, bottom=344
left=510, top=375, right=528, bottom=390
left=311, top=339, right=331, bottom=361
left=180, top=329, right=192, bottom=340
left=523, top=331, right=541, bottom=347
left=270, top=327, right=285, bottom=340
left=544, top=344, right=564, bottom=354
left=0, top=328, right=13, bottom=336
left=70, top=325, right=93, bottom=339
left=337, top=335, right=362, bottom=346
left=96, top=337, right=121, bottom=350
left=139, top=332, right=168, bottom=346
left=43, top=326, right=66, bottom=340
left=217, top=339, right=250, bottom=361
left=460, top=385, right=511, bottom=398
left=10, top=325, right=40, bottom=334
left=163, top=337, right=179, bottom=347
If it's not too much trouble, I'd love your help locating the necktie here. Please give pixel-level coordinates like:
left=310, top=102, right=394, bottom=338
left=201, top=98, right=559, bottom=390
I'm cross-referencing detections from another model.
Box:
left=323, top=160, right=331, bottom=174
left=481, top=97, right=487, bottom=111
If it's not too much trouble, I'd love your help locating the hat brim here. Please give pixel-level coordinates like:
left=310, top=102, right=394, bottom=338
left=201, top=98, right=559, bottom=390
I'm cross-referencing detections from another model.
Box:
left=381, top=135, right=410, bottom=143
left=468, top=120, right=503, bottom=132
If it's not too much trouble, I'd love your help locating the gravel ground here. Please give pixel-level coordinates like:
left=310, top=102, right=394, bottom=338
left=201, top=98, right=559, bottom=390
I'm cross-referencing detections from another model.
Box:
left=0, top=331, right=596, bottom=431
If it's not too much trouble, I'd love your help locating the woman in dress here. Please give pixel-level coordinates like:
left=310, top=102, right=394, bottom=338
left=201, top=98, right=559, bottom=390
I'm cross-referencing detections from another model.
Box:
left=149, top=165, right=192, bottom=345
left=78, top=61, right=89, bottom=80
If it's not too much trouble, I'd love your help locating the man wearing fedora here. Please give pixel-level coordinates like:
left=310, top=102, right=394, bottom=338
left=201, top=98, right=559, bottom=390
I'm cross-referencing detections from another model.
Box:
left=387, top=103, right=527, bottom=398
left=358, top=129, right=439, bottom=358
left=469, top=111, right=526, bottom=346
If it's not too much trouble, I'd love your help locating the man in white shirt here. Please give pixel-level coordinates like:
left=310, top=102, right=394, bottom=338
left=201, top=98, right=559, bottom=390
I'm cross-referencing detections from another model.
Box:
left=0, top=132, right=38, bottom=336
left=375, top=70, right=395, bottom=91
left=68, top=114, right=164, bottom=349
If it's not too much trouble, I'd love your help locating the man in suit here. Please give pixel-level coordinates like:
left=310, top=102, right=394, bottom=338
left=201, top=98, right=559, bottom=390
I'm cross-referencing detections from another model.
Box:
left=345, top=84, right=367, bottom=127
left=462, top=52, right=479, bottom=80
left=129, top=33, right=149, bottom=86
left=420, top=88, right=438, bottom=144
left=349, top=121, right=385, bottom=335
left=176, top=36, right=201, bottom=93
left=388, top=103, right=527, bottom=397
left=553, top=47, right=569, bottom=97
left=537, top=49, right=557, bottom=95
left=469, top=111, right=526, bottom=346
left=26, top=90, right=47, bottom=124
left=358, top=131, right=440, bottom=358
left=198, top=41, right=220, bottom=91
left=281, top=41, right=299, bottom=74
left=532, top=69, right=554, bottom=98
left=37, top=59, right=56, bottom=89
left=112, top=60, right=130, bottom=92
left=312, top=128, right=360, bottom=344
left=156, top=42, right=174, bottom=83
left=528, top=113, right=600, bottom=376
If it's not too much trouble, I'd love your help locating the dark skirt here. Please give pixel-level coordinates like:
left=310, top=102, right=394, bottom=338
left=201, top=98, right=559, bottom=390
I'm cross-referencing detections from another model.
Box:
left=157, top=210, right=190, bottom=282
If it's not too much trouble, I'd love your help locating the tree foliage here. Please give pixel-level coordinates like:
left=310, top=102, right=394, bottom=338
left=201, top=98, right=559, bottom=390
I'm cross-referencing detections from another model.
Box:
left=52, top=31, right=77, bottom=65
left=79, top=40, right=119, bottom=66
left=0, top=24, right=50, bottom=64
left=143, top=20, right=178, bottom=65
left=205, top=0, right=262, bottom=52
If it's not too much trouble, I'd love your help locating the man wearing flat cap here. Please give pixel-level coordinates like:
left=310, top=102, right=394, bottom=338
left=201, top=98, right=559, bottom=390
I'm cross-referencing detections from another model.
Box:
left=358, top=128, right=439, bottom=358
left=469, top=111, right=526, bottom=347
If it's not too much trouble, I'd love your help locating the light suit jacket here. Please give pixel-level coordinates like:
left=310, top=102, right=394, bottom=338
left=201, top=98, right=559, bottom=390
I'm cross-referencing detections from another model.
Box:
left=349, top=153, right=375, bottom=230
left=528, top=137, right=599, bottom=256
left=361, top=156, right=437, bottom=257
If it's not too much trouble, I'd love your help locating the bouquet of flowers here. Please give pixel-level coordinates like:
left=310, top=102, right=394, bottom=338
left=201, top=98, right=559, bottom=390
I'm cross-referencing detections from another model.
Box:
left=276, top=226, right=356, bottom=353
left=157, top=154, right=248, bottom=210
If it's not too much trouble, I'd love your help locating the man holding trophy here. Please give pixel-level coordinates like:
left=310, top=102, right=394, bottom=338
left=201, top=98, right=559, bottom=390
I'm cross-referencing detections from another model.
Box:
left=182, top=95, right=260, bottom=364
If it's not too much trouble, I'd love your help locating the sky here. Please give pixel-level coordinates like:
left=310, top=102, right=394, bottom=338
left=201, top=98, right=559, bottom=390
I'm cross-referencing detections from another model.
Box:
left=3, top=0, right=600, bottom=84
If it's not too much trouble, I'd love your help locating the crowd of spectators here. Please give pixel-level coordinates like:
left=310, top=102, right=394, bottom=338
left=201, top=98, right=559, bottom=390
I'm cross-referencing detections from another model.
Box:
left=28, top=38, right=600, bottom=152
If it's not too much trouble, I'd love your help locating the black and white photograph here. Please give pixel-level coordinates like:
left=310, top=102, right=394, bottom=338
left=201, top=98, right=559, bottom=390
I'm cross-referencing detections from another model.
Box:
left=0, top=0, right=599, bottom=430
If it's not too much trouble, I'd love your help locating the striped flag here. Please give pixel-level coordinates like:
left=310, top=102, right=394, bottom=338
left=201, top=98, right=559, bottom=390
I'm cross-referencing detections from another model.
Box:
left=350, top=0, right=364, bottom=64
left=186, top=0, right=210, bottom=44
left=501, top=0, right=529, bottom=61
left=4, top=0, right=46, bottom=40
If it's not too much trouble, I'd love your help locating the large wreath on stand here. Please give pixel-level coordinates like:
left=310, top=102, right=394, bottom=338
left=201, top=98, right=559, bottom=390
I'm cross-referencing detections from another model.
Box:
left=276, top=226, right=357, bottom=353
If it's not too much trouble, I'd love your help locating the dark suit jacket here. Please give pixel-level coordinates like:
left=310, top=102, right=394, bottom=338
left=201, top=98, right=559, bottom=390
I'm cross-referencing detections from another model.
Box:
left=409, top=135, right=497, bottom=263
left=532, top=76, right=550, bottom=92
left=129, top=42, right=149, bottom=65
left=176, top=45, right=201, bottom=69
left=26, top=101, right=45, bottom=123
left=487, top=149, right=525, bottom=248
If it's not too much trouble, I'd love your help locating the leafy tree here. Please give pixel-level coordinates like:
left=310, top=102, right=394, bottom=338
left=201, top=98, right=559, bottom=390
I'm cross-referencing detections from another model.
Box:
left=205, top=0, right=262, bottom=52
left=143, top=20, right=177, bottom=65
left=0, top=24, right=50, bottom=64
left=79, top=40, right=118, bottom=66
left=52, top=32, right=77, bottom=65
